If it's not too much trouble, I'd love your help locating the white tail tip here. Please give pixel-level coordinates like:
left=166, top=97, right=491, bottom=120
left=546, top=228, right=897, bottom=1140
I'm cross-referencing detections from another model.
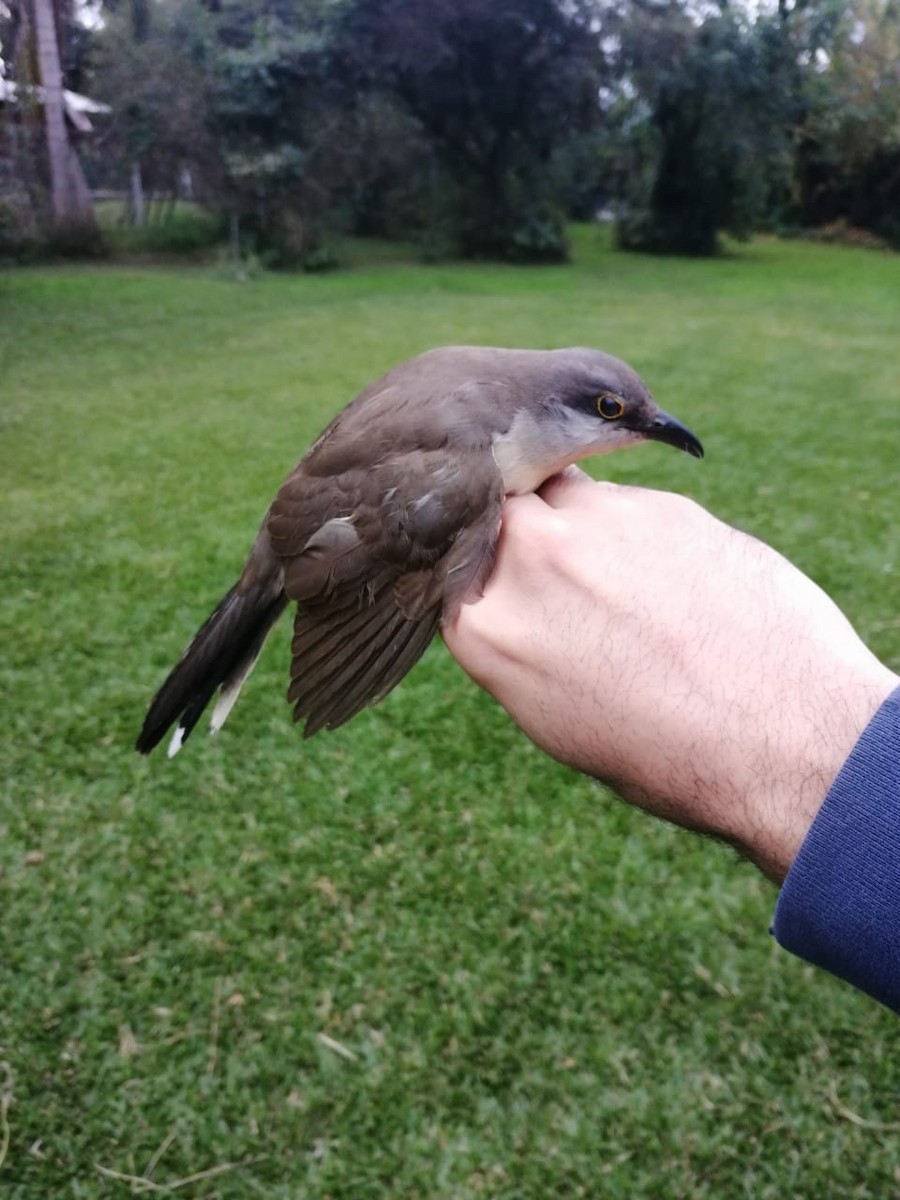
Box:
left=209, top=647, right=264, bottom=737
left=167, top=726, right=186, bottom=758
left=210, top=679, right=242, bottom=736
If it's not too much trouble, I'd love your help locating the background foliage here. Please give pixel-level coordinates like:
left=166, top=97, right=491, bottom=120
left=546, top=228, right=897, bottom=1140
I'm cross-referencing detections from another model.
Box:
left=3, top=0, right=900, bottom=261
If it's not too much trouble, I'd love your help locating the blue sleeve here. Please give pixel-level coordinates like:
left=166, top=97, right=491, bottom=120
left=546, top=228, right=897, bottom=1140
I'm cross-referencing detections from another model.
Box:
left=772, top=685, right=900, bottom=1013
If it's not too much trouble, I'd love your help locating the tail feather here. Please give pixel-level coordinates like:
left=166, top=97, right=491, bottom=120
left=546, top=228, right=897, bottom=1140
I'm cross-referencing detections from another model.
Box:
left=210, top=644, right=265, bottom=736
left=136, top=581, right=287, bottom=756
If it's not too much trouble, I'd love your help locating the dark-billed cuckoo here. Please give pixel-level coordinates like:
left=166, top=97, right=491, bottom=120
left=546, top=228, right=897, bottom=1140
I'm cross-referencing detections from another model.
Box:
left=137, top=345, right=703, bottom=756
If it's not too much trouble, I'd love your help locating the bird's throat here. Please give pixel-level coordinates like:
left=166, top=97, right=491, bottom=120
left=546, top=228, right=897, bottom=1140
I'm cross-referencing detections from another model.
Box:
left=490, top=406, right=640, bottom=495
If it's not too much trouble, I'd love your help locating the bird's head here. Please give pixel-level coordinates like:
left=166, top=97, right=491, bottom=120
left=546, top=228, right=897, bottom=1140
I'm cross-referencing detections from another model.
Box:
left=492, top=347, right=703, bottom=494
left=550, top=347, right=704, bottom=459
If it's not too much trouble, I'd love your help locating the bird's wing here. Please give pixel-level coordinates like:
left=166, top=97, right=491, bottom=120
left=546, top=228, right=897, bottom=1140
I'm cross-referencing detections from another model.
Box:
left=267, top=448, right=502, bottom=735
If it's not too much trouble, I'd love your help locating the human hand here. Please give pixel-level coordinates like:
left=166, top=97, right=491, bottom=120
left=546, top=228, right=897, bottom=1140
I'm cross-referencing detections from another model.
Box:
left=443, top=468, right=898, bottom=881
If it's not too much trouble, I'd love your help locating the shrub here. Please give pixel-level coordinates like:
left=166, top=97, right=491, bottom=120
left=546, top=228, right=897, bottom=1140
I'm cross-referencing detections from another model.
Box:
left=0, top=188, right=38, bottom=261
left=103, top=205, right=224, bottom=257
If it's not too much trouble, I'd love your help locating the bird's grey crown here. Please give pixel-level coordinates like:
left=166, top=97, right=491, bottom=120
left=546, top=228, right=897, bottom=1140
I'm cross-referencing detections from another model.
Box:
left=344, top=344, right=652, bottom=431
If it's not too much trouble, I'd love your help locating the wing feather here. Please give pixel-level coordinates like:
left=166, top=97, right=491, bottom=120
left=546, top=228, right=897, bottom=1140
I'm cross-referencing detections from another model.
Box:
left=267, top=442, right=504, bottom=735
left=287, top=586, right=401, bottom=710
left=291, top=586, right=440, bottom=733
left=301, top=605, right=440, bottom=736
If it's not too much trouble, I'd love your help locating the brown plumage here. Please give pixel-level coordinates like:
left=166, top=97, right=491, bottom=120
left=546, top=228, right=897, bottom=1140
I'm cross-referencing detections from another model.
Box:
left=136, top=346, right=702, bottom=756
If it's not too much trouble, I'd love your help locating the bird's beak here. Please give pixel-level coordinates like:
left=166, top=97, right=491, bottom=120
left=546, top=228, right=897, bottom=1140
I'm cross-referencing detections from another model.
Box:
left=643, top=410, right=704, bottom=459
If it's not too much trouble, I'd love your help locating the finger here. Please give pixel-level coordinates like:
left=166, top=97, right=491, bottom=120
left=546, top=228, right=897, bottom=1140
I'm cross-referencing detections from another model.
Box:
left=497, top=488, right=563, bottom=543
left=537, top=465, right=618, bottom=509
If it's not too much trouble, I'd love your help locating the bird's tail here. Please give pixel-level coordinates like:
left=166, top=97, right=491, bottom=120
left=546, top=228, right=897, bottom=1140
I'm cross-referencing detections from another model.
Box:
left=136, top=541, right=287, bottom=757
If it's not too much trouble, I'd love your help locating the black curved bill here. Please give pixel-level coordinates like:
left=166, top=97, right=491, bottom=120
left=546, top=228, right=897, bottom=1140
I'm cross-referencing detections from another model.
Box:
left=644, top=411, right=704, bottom=459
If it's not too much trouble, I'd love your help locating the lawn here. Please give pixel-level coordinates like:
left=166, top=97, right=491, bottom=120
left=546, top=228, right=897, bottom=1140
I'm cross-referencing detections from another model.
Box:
left=1, top=229, right=899, bottom=1198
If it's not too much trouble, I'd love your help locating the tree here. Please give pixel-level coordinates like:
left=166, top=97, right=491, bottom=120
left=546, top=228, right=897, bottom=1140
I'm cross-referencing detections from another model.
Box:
left=0, top=0, right=98, bottom=245
left=92, top=0, right=221, bottom=225
left=31, top=0, right=96, bottom=226
left=338, top=0, right=603, bottom=260
left=794, top=0, right=900, bottom=244
left=603, top=2, right=800, bottom=255
left=207, top=0, right=352, bottom=265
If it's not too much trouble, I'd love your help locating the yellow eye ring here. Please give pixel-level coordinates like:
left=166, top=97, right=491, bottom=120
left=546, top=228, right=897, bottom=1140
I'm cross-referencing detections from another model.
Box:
left=596, top=392, right=625, bottom=420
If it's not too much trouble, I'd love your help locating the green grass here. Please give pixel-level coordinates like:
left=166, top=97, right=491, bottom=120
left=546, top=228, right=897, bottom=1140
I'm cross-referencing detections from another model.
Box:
left=2, top=229, right=899, bottom=1198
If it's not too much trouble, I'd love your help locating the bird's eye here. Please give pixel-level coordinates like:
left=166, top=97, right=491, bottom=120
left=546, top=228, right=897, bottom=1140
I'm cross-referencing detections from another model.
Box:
left=596, top=392, right=625, bottom=420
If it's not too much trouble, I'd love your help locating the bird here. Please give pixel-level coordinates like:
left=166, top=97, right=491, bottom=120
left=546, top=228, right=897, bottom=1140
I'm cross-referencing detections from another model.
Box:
left=136, top=345, right=703, bottom=757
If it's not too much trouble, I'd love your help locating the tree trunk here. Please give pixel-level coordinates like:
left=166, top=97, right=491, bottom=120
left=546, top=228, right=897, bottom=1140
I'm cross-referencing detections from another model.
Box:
left=131, top=159, right=146, bottom=227
left=31, top=0, right=96, bottom=226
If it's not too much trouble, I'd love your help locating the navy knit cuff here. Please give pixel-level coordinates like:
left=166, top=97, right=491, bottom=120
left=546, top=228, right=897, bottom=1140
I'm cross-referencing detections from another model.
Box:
left=772, top=686, right=900, bottom=1013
